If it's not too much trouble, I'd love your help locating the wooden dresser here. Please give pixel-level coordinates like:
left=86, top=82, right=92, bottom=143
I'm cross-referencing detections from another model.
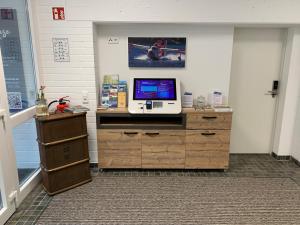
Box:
left=35, top=112, right=91, bottom=195
left=96, top=108, right=232, bottom=169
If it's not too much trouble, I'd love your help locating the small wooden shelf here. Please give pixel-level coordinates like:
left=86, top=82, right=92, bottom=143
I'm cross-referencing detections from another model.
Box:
left=97, top=113, right=185, bottom=129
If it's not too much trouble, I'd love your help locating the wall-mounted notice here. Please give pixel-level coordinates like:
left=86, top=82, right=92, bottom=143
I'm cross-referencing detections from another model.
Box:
left=52, top=38, right=70, bottom=62
left=52, top=7, right=65, bottom=20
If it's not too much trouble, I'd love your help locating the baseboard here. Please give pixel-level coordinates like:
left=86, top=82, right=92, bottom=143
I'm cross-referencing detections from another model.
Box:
left=90, top=156, right=299, bottom=167
left=291, top=156, right=300, bottom=167
left=271, top=152, right=291, bottom=161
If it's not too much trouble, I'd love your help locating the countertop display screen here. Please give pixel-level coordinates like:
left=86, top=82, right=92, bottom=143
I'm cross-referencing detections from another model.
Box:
left=133, top=78, right=176, bottom=100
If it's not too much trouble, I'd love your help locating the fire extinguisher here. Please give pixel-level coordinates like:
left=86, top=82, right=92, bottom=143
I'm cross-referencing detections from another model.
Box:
left=48, top=96, right=70, bottom=113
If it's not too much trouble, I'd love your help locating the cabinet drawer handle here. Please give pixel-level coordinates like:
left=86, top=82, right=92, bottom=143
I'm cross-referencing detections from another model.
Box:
left=202, top=116, right=217, bottom=119
left=201, top=132, right=216, bottom=136
left=145, top=132, right=160, bottom=136
left=123, top=131, right=138, bottom=135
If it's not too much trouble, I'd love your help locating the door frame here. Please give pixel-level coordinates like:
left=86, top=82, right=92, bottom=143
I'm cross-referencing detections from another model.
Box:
left=0, top=52, right=18, bottom=225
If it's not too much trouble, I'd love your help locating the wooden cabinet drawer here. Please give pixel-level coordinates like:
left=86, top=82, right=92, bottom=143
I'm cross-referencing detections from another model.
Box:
left=39, top=137, right=89, bottom=170
left=142, top=130, right=185, bottom=168
left=186, top=130, right=230, bottom=146
left=98, top=129, right=141, bottom=168
left=41, top=160, right=91, bottom=195
left=185, top=150, right=229, bottom=169
left=36, top=113, right=87, bottom=143
left=185, top=130, right=230, bottom=169
left=186, top=112, right=232, bottom=130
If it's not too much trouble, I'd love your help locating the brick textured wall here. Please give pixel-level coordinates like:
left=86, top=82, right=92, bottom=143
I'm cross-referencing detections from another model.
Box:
left=34, top=0, right=98, bottom=162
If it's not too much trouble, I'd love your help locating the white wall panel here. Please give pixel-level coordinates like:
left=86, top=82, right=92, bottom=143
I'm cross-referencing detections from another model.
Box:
left=66, top=0, right=300, bottom=24
left=96, top=24, right=234, bottom=100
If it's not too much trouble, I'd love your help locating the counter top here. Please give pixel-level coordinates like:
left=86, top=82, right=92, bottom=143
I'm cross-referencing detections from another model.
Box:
left=96, top=107, right=232, bottom=114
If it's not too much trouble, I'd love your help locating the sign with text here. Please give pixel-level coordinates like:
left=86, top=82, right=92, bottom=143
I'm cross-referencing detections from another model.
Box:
left=52, top=38, right=70, bottom=62
left=52, top=7, right=65, bottom=20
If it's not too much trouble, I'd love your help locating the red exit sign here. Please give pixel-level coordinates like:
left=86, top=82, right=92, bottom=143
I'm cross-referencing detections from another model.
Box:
left=52, top=7, right=65, bottom=20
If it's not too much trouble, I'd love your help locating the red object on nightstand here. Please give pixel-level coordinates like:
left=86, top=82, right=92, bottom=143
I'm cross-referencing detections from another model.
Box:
left=48, top=96, right=70, bottom=113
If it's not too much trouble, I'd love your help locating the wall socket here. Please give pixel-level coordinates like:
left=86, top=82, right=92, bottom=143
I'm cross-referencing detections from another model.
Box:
left=82, top=91, right=89, bottom=105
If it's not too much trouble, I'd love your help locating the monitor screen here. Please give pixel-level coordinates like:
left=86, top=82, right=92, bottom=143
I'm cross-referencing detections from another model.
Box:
left=133, top=78, right=177, bottom=100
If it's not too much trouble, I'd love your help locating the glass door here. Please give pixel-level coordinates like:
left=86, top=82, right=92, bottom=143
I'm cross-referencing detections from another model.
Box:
left=0, top=0, right=41, bottom=194
left=0, top=1, right=41, bottom=223
left=0, top=51, right=18, bottom=225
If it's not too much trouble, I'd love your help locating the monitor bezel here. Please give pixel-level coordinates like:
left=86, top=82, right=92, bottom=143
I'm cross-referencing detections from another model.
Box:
left=133, top=78, right=177, bottom=100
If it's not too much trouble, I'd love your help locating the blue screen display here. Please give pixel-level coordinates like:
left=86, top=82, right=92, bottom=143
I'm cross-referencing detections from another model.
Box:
left=133, top=78, right=176, bottom=100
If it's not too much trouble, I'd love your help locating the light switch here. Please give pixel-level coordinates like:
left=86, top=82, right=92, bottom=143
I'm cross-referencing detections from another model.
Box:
left=82, top=91, right=89, bottom=104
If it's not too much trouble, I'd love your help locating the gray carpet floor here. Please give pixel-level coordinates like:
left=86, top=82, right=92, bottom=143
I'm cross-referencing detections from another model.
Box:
left=37, top=176, right=300, bottom=225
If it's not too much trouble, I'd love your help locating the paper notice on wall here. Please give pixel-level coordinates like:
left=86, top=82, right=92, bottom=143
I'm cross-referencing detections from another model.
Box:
left=52, top=38, right=70, bottom=62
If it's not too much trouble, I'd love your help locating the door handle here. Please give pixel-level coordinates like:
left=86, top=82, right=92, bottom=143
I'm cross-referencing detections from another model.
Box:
left=265, top=80, right=279, bottom=98
left=265, top=90, right=278, bottom=98
left=0, top=109, right=6, bottom=130
left=202, top=116, right=217, bottom=119
left=144, top=132, right=160, bottom=136
left=201, top=132, right=216, bottom=136
left=123, top=131, right=138, bottom=135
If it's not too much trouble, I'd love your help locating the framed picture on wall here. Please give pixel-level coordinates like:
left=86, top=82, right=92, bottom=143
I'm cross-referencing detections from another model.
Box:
left=128, top=37, right=186, bottom=68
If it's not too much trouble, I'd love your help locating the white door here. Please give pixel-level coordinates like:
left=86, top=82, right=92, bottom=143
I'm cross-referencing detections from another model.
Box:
left=0, top=52, right=18, bottom=225
left=229, top=28, right=286, bottom=153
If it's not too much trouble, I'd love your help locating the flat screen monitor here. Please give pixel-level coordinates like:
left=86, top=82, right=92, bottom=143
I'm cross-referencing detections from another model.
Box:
left=133, top=78, right=177, bottom=100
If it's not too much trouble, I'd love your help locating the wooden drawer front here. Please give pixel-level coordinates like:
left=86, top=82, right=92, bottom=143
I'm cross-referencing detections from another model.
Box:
left=40, top=137, right=89, bottom=170
left=98, top=130, right=141, bottom=168
left=186, top=130, right=230, bottom=169
left=142, top=130, right=185, bottom=168
left=185, top=150, right=229, bottom=169
left=186, top=130, right=230, bottom=146
left=39, top=116, right=87, bottom=143
left=186, top=113, right=232, bottom=130
left=42, top=161, right=91, bottom=195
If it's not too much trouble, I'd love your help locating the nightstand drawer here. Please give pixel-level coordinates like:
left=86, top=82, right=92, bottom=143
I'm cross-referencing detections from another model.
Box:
left=185, top=130, right=230, bottom=169
left=39, top=136, right=89, bottom=170
left=36, top=113, right=87, bottom=143
left=186, top=112, right=232, bottom=130
left=185, top=150, right=229, bottom=169
left=142, top=130, right=185, bottom=168
left=98, top=130, right=142, bottom=168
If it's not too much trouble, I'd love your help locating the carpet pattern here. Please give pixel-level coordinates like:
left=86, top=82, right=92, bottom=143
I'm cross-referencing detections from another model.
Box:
left=37, top=176, right=300, bottom=225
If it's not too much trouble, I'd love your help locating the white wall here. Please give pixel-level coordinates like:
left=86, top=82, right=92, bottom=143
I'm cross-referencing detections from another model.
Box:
left=29, top=0, right=300, bottom=162
left=96, top=24, right=233, bottom=101
left=32, top=0, right=98, bottom=162
left=272, top=28, right=300, bottom=159
left=66, top=0, right=300, bottom=24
